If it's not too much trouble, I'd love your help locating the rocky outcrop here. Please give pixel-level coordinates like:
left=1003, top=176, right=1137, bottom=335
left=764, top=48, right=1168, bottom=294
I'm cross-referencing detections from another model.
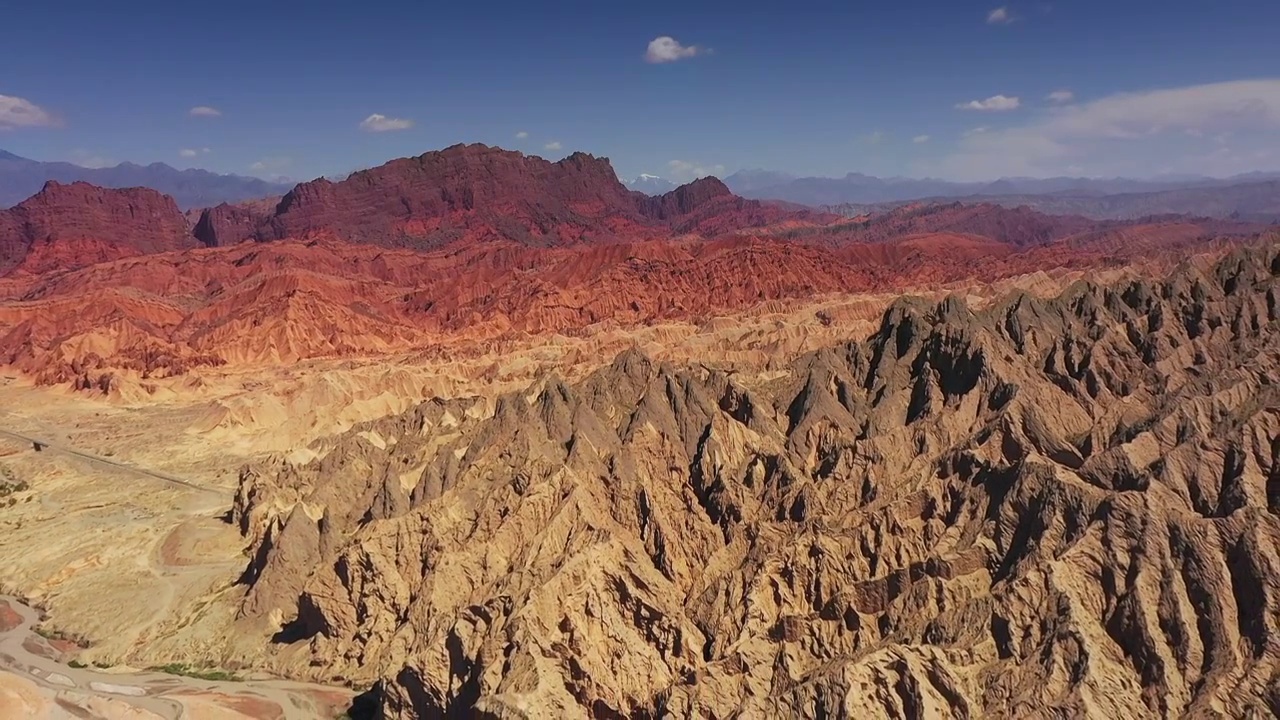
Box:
left=0, top=181, right=195, bottom=274
left=193, top=197, right=279, bottom=247
left=256, top=144, right=807, bottom=248
left=257, top=144, right=641, bottom=248
left=232, top=244, right=1280, bottom=718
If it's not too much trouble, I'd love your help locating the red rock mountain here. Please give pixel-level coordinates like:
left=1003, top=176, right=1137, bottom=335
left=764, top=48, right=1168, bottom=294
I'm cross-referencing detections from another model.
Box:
left=0, top=180, right=194, bottom=275
left=253, top=144, right=807, bottom=248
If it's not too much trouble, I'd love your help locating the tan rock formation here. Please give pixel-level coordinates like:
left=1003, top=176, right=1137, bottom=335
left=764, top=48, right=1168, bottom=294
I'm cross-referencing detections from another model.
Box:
left=231, top=244, right=1280, bottom=718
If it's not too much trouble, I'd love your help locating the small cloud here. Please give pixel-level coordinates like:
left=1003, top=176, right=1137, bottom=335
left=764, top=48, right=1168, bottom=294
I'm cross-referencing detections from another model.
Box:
left=360, top=113, right=413, bottom=132
left=0, top=94, right=60, bottom=129
left=179, top=149, right=198, bottom=158
left=516, top=130, right=529, bottom=139
left=645, top=36, right=705, bottom=64
left=67, top=149, right=113, bottom=168
left=189, top=106, right=221, bottom=117
left=544, top=141, right=563, bottom=151
left=249, top=156, right=291, bottom=172
left=925, top=79, right=1280, bottom=180
left=862, top=130, right=886, bottom=145
left=964, top=126, right=991, bottom=137
left=201, top=147, right=211, bottom=153
left=667, top=159, right=726, bottom=182
left=913, top=135, right=931, bottom=144
left=1047, top=90, right=1075, bottom=103
left=986, top=6, right=1014, bottom=24
left=956, top=94, right=1021, bottom=112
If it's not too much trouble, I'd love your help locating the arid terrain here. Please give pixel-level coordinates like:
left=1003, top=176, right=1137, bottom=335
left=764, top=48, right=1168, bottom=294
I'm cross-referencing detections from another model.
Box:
left=0, top=144, right=1277, bottom=718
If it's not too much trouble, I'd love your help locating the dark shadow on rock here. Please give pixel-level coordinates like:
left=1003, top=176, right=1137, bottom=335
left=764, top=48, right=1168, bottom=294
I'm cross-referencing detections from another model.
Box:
left=345, top=682, right=383, bottom=720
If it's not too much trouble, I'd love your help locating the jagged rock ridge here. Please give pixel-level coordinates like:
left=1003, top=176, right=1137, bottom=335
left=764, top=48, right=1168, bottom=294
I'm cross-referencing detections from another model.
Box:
left=254, top=144, right=801, bottom=248
left=233, top=244, right=1280, bottom=718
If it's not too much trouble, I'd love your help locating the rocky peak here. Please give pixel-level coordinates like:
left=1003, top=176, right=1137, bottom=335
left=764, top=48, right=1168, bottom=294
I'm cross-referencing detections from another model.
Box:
left=258, top=144, right=640, bottom=247
left=637, top=177, right=734, bottom=220
left=193, top=197, right=280, bottom=247
left=0, top=180, right=194, bottom=274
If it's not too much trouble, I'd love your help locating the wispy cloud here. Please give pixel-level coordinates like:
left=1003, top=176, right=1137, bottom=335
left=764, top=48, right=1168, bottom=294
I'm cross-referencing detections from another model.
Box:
left=956, top=95, right=1021, bottom=111
left=986, top=6, right=1014, bottom=24
left=667, top=159, right=725, bottom=182
left=862, top=130, right=886, bottom=145
left=913, top=135, right=931, bottom=144
left=360, top=113, right=413, bottom=132
left=68, top=149, right=113, bottom=168
left=189, top=106, right=221, bottom=117
left=645, top=36, right=705, bottom=63
left=249, top=156, right=291, bottom=172
left=179, top=148, right=212, bottom=158
left=516, top=130, right=529, bottom=139
left=544, top=141, right=563, bottom=151
left=0, top=94, right=60, bottom=129
left=1047, top=89, right=1075, bottom=103
left=926, top=79, right=1280, bottom=179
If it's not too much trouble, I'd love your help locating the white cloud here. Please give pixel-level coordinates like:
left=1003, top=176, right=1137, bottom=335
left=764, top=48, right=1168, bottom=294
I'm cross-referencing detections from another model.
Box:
left=516, top=130, right=529, bottom=139
left=360, top=113, right=413, bottom=132
left=862, top=130, right=886, bottom=145
left=667, top=159, right=726, bottom=182
left=189, top=106, right=221, bottom=117
left=926, top=79, right=1280, bottom=179
left=1047, top=90, right=1075, bottom=103
left=179, top=149, right=198, bottom=158
left=913, top=135, right=931, bottom=144
left=964, top=126, right=991, bottom=137
left=0, top=94, right=59, bottom=129
left=544, top=141, right=562, bottom=151
left=645, top=36, right=705, bottom=63
left=249, top=156, right=291, bottom=172
left=67, top=149, right=112, bottom=168
left=956, top=95, right=1021, bottom=112
left=986, top=7, right=1013, bottom=24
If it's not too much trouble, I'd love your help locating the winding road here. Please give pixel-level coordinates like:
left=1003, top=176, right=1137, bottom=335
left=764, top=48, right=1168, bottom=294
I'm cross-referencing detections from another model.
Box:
left=0, top=428, right=219, bottom=495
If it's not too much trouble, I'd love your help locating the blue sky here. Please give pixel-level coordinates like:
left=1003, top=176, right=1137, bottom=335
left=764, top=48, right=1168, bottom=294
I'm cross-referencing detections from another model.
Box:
left=3, top=0, right=1279, bottom=182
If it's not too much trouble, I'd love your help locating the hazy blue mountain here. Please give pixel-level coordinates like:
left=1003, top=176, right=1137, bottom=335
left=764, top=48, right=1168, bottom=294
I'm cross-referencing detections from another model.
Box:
left=725, top=169, right=1280, bottom=207
left=0, top=150, right=295, bottom=209
left=823, top=180, right=1280, bottom=223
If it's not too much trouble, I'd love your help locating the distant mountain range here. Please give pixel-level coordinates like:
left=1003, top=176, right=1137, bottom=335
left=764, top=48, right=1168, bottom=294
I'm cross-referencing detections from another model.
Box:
left=723, top=168, right=1280, bottom=208
left=0, top=150, right=295, bottom=209
left=822, top=180, right=1280, bottom=223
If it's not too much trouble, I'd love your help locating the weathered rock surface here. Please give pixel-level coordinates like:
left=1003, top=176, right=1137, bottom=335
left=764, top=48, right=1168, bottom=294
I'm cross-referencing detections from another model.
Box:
left=0, top=181, right=194, bottom=275
left=256, top=144, right=807, bottom=248
left=232, top=244, right=1280, bottom=718
left=192, top=196, right=279, bottom=247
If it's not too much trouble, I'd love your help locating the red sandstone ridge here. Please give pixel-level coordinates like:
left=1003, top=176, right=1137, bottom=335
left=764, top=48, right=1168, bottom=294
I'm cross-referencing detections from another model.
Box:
left=0, top=180, right=195, bottom=275
left=255, top=144, right=812, bottom=248
left=0, top=217, right=1265, bottom=389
